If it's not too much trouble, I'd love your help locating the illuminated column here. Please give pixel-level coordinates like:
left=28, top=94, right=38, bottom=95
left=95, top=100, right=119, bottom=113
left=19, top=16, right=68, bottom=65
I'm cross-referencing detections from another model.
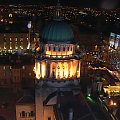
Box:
left=64, top=62, right=68, bottom=78
left=62, top=62, right=65, bottom=78
left=46, top=61, right=50, bottom=78
left=70, top=61, right=73, bottom=77
left=35, top=61, right=41, bottom=79
left=56, top=63, right=58, bottom=79
left=40, top=61, right=42, bottom=78
left=50, top=62, right=52, bottom=78
left=41, top=62, right=46, bottom=78
left=76, top=60, right=80, bottom=78
left=56, top=62, right=61, bottom=79
left=59, top=62, right=62, bottom=78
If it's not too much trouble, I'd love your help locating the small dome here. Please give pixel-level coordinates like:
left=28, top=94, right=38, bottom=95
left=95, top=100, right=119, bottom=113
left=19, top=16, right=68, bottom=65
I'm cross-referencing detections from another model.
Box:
left=41, top=19, right=74, bottom=44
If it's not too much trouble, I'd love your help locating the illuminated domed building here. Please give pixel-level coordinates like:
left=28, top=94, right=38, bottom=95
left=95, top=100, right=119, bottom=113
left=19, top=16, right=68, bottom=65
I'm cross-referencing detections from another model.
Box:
left=34, top=2, right=81, bottom=120
left=35, top=19, right=81, bottom=79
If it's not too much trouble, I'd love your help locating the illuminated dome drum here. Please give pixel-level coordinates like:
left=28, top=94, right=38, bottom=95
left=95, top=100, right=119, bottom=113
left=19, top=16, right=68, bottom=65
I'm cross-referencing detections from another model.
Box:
left=41, top=19, right=74, bottom=44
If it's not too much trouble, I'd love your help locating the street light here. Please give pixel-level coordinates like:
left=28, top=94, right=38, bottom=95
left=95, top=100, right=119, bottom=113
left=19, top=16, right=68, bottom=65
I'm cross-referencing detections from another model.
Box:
left=27, top=21, right=32, bottom=50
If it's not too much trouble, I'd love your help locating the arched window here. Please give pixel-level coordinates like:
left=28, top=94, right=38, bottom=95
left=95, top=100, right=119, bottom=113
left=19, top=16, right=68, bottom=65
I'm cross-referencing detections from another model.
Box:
left=21, top=111, right=25, bottom=117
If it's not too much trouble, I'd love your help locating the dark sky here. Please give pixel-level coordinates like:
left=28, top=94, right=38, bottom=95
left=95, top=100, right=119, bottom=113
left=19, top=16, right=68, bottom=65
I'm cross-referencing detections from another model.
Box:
left=0, top=0, right=120, bottom=8
left=1, top=0, right=97, bottom=6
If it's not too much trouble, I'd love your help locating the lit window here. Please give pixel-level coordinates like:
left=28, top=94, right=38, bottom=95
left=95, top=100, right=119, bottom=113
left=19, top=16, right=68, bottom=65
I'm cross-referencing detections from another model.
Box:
left=20, top=42, right=23, bottom=49
left=15, top=42, right=18, bottom=49
left=10, top=37, right=12, bottom=41
left=10, top=66, right=12, bottom=69
left=3, top=66, right=5, bottom=70
left=15, top=37, right=17, bottom=41
left=9, top=13, right=12, bottom=17
left=10, top=42, right=12, bottom=49
left=4, top=42, right=6, bottom=50
left=22, top=66, right=25, bottom=69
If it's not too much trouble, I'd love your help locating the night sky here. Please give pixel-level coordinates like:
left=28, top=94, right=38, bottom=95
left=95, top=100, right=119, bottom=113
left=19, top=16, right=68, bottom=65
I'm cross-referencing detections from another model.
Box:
left=0, top=0, right=120, bottom=8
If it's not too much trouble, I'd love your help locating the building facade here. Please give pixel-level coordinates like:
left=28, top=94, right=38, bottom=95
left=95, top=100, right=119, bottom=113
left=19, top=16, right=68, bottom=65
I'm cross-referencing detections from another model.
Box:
left=0, top=55, right=35, bottom=89
left=0, top=33, right=39, bottom=54
left=34, top=6, right=81, bottom=119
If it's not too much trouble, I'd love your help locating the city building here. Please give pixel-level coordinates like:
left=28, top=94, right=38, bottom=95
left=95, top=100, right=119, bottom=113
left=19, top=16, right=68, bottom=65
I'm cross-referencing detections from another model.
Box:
left=34, top=3, right=81, bottom=120
left=0, top=55, right=35, bottom=89
left=0, top=33, right=39, bottom=54
left=16, top=93, right=35, bottom=120
left=0, top=2, right=119, bottom=120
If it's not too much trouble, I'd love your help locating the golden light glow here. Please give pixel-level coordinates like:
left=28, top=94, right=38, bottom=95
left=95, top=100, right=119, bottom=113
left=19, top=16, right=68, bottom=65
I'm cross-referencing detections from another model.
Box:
left=55, top=62, right=69, bottom=79
left=41, top=62, right=46, bottom=78
left=34, top=43, right=80, bottom=80
left=45, top=44, right=74, bottom=58
left=110, top=100, right=117, bottom=106
left=34, top=61, right=40, bottom=79
left=70, top=61, right=73, bottom=77
left=34, top=59, right=80, bottom=80
left=77, top=61, right=81, bottom=78
left=9, top=13, right=12, bottom=17
left=104, top=85, right=120, bottom=96
left=46, top=51, right=73, bottom=58
left=36, top=47, right=40, bottom=52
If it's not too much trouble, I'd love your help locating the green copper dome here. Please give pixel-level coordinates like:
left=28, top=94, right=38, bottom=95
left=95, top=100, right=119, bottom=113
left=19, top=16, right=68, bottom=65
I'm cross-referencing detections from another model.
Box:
left=42, top=19, right=74, bottom=44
